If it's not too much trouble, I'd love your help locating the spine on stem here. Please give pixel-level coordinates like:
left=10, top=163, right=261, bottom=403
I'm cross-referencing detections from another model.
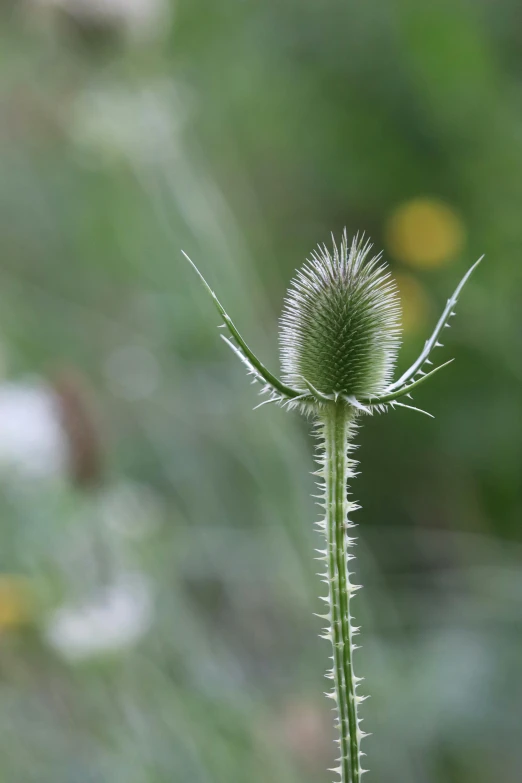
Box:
left=315, top=402, right=368, bottom=783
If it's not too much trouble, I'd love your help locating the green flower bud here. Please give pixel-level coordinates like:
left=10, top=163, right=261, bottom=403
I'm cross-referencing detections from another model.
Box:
left=279, top=233, right=402, bottom=399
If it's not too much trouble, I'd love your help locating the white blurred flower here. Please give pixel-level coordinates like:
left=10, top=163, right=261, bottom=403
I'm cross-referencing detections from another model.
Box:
left=69, top=82, right=186, bottom=166
left=31, top=0, right=171, bottom=40
left=98, top=482, right=162, bottom=539
left=45, top=573, right=153, bottom=661
left=0, top=382, right=67, bottom=480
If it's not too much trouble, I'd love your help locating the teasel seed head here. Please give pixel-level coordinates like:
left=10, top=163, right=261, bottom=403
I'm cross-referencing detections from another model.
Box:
left=183, top=235, right=481, bottom=414
left=279, top=233, right=402, bottom=399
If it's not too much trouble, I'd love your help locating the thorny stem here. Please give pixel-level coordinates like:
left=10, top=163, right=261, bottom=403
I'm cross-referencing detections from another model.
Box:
left=319, top=403, right=364, bottom=782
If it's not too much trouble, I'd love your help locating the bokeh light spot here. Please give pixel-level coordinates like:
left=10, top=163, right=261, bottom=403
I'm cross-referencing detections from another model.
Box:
left=386, top=198, right=465, bottom=268
left=0, top=576, right=32, bottom=629
left=394, top=273, right=432, bottom=335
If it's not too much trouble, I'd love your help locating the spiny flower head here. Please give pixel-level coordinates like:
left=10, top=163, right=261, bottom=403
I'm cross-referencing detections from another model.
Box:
left=279, top=233, right=402, bottom=399
left=183, top=235, right=480, bottom=414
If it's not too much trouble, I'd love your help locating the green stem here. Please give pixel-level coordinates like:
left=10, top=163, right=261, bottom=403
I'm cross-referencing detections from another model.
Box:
left=319, top=403, right=364, bottom=782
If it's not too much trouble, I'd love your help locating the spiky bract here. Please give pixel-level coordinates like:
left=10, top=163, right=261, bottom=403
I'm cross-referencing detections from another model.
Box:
left=280, top=234, right=402, bottom=399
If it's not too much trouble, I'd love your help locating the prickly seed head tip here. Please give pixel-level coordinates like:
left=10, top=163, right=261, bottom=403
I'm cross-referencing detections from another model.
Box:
left=279, top=232, right=402, bottom=398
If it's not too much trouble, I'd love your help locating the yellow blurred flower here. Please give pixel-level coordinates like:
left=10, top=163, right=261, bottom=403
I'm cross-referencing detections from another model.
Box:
left=0, top=576, right=32, bottom=630
left=394, top=273, right=431, bottom=335
left=386, top=198, right=465, bottom=268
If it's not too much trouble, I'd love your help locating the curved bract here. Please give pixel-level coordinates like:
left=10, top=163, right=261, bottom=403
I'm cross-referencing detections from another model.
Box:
left=280, top=235, right=401, bottom=398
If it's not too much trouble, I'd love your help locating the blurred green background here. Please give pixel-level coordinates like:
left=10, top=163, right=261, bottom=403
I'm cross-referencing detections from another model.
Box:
left=0, top=1, right=520, bottom=781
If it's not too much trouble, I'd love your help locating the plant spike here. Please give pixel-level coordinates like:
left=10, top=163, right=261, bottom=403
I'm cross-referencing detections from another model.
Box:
left=385, top=255, right=483, bottom=393
left=184, top=232, right=480, bottom=782
left=358, top=358, right=454, bottom=405
left=389, top=401, right=435, bottom=418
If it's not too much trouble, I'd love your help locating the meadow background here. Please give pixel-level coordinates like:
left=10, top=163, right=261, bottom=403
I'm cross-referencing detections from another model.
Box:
left=0, top=1, right=521, bottom=781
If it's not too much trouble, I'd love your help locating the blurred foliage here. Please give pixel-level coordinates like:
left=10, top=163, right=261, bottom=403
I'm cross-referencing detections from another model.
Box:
left=0, top=0, right=520, bottom=781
